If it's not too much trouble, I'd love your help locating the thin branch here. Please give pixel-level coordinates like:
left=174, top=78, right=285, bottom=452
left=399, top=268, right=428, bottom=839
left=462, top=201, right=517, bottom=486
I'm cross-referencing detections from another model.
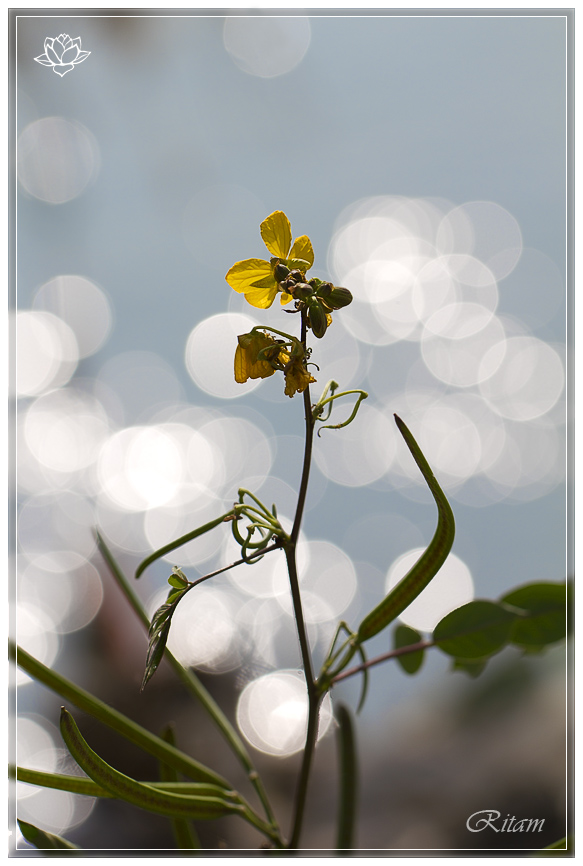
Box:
left=330, top=639, right=433, bottom=686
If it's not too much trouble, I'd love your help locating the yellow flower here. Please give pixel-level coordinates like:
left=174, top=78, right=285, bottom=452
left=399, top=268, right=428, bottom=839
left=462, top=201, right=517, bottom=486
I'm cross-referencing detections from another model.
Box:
left=234, top=331, right=282, bottom=383
left=226, top=211, right=314, bottom=309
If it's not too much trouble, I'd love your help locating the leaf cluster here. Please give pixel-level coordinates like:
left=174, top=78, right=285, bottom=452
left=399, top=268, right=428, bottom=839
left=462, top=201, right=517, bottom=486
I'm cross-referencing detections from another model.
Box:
left=142, top=568, right=191, bottom=691
left=393, top=581, right=569, bottom=678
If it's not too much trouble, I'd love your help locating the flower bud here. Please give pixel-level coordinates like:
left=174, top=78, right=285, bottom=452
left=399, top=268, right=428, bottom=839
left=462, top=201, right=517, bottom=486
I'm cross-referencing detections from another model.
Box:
left=326, top=286, right=353, bottom=309
left=293, top=282, right=315, bottom=302
left=273, top=261, right=290, bottom=283
left=315, top=282, right=333, bottom=299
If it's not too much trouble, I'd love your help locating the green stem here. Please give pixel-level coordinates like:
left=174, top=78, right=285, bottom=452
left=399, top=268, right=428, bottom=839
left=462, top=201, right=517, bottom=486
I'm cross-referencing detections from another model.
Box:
left=330, top=639, right=433, bottom=686
left=289, top=693, right=322, bottom=849
left=286, top=308, right=321, bottom=848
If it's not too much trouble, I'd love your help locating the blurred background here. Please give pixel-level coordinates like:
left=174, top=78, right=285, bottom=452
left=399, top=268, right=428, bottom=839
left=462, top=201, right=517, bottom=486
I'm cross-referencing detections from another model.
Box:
left=12, top=11, right=569, bottom=854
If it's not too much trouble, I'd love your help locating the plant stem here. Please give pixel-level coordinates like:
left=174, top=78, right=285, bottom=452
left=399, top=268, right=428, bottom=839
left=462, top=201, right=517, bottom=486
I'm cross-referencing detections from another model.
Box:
left=285, top=309, right=322, bottom=848
left=330, top=639, right=433, bottom=685
left=289, top=692, right=322, bottom=849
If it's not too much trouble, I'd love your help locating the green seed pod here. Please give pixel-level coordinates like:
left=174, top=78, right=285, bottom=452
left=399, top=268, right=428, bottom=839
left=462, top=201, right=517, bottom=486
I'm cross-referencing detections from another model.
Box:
left=326, top=286, right=353, bottom=309
left=308, top=298, right=328, bottom=338
left=273, top=261, right=290, bottom=283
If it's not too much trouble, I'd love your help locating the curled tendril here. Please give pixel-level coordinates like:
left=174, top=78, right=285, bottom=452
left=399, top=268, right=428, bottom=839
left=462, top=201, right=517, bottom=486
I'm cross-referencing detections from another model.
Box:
left=312, top=381, right=368, bottom=437
left=231, top=489, right=288, bottom=561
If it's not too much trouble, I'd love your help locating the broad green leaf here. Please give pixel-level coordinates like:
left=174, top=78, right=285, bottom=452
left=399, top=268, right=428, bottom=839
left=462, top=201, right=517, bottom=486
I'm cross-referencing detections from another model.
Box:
left=289, top=234, right=314, bottom=268
left=168, top=575, right=188, bottom=590
left=260, top=211, right=291, bottom=259
left=225, top=258, right=272, bottom=293
left=500, top=582, right=567, bottom=650
left=60, top=708, right=241, bottom=821
left=394, top=625, right=424, bottom=674
left=433, top=600, right=517, bottom=660
left=18, top=819, right=79, bottom=850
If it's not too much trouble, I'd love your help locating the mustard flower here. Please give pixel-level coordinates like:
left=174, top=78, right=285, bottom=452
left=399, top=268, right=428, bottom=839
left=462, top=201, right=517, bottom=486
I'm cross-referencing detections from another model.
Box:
left=226, top=211, right=314, bottom=309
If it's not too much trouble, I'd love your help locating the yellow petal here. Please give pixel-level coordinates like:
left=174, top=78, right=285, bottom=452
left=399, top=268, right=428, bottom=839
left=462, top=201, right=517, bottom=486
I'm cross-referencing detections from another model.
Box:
left=260, top=211, right=292, bottom=259
left=280, top=292, right=294, bottom=305
left=226, top=258, right=272, bottom=294
left=243, top=285, right=278, bottom=309
left=289, top=235, right=314, bottom=269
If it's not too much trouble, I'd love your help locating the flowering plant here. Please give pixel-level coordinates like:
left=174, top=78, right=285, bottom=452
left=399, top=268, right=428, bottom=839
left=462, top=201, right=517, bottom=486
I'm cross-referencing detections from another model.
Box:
left=11, top=212, right=568, bottom=852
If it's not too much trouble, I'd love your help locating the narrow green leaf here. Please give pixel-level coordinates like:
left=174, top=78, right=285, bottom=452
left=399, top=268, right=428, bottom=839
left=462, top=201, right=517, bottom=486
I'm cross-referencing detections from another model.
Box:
left=160, top=725, right=201, bottom=850
left=142, top=620, right=172, bottom=691
left=394, top=625, right=425, bottom=674
left=18, top=819, right=79, bottom=850
left=13, top=765, right=238, bottom=802
left=60, top=707, right=242, bottom=821
left=433, top=600, right=517, bottom=660
left=135, top=512, right=233, bottom=579
left=500, top=582, right=567, bottom=651
left=10, top=642, right=230, bottom=788
left=335, top=704, right=358, bottom=851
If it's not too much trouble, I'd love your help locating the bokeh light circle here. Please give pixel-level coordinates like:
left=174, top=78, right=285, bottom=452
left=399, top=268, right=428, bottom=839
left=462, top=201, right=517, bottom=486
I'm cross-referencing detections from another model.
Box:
left=33, top=275, right=112, bottom=358
left=18, top=117, right=99, bottom=204
left=479, top=336, right=564, bottom=421
left=150, top=584, right=241, bottom=674
left=386, top=549, right=474, bottom=632
left=223, top=17, right=311, bottom=78
left=15, top=311, right=79, bottom=396
left=97, top=426, right=184, bottom=511
left=436, top=201, right=522, bottom=281
left=236, top=670, right=332, bottom=756
left=185, top=313, right=262, bottom=399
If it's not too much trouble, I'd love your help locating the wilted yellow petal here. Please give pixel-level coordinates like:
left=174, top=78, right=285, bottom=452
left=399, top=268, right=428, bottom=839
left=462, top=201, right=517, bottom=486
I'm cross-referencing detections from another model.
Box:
left=226, top=258, right=272, bottom=294
left=260, top=211, right=292, bottom=259
left=283, top=360, right=316, bottom=398
left=235, top=333, right=277, bottom=383
left=234, top=343, right=250, bottom=383
left=289, top=235, right=314, bottom=269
